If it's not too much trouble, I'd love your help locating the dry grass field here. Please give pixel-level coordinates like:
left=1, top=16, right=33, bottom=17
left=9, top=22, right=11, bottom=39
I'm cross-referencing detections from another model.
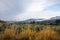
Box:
left=0, top=22, right=60, bottom=40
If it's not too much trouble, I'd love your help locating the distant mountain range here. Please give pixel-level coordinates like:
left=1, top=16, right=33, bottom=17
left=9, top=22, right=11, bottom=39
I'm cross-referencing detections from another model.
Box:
left=14, top=18, right=44, bottom=23
left=13, top=16, right=60, bottom=24
left=0, top=20, right=6, bottom=23
left=0, top=16, right=60, bottom=23
left=22, top=16, right=60, bottom=22
left=40, top=16, right=60, bottom=25
left=21, top=18, right=43, bottom=22
left=50, top=16, right=60, bottom=20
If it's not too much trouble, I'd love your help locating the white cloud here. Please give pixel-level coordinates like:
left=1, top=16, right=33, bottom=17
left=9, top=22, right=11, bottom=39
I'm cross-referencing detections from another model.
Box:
left=0, top=0, right=60, bottom=21
left=0, top=0, right=17, bottom=15
left=13, top=11, right=60, bottom=21
left=13, top=0, right=60, bottom=21
left=41, top=11, right=60, bottom=19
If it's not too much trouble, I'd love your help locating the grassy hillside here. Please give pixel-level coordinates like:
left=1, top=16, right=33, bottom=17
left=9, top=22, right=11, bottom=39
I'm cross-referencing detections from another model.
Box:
left=0, top=20, right=60, bottom=40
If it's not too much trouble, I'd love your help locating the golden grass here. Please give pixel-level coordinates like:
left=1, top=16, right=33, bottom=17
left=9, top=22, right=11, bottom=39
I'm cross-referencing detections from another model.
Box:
left=35, top=29, right=60, bottom=40
left=0, top=23, right=60, bottom=40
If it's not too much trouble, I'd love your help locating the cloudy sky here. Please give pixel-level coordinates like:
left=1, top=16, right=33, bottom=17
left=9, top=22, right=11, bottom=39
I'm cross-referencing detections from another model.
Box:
left=0, top=0, right=60, bottom=21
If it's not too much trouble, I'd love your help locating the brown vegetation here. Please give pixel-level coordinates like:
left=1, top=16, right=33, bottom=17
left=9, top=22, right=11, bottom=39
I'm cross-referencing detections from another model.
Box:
left=35, top=29, right=60, bottom=40
left=0, top=23, right=60, bottom=40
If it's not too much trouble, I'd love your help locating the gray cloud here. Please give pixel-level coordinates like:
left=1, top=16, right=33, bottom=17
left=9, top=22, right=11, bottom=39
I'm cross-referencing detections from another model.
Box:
left=14, top=0, right=60, bottom=21
left=0, top=0, right=60, bottom=21
left=0, top=0, right=19, bottom=20
left=0, top=0, right=32, bottom=21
